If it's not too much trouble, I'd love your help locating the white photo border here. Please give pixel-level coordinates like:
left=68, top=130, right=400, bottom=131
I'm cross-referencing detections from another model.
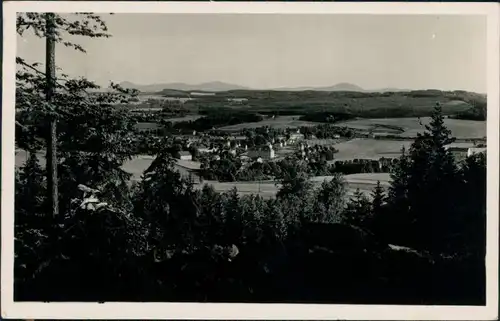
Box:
left=2, top=1, right=499, bottom=320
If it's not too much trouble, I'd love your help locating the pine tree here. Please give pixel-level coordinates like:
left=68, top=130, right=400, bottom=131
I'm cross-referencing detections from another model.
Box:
left=224, top=187, right=242, bottom=244
left=417, top=103, right=458, bottom=252
left=345, top=188, right=371, bottom=227
left=425, top=103, right=454, bottom=147
left=385, top=102, right=460, bottom=253
left=371, top=180, right=385, bottom=216
left=387, top=146, right=410, bottom=210
left=17, top=13, right=114, bottom=217
left=314, top=175, right=347, bottom=223
left=276, top=158, right=312, bottom=199
left=16, top=153, right=47, bottom=221
left=454, top=152, right=486, bottom=256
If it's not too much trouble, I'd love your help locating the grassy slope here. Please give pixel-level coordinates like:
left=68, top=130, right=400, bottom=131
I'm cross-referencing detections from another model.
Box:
left=330, top=138, right=414, bottom=161
left=336, top=117, right=486, bottom=139
left=218, top=115, right=318, bottom=131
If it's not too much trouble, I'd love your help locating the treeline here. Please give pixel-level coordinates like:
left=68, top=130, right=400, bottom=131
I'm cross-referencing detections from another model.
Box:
left=299, top=111, right=355, bottom=123
left=330, top=158, right=396, bottom=175
left=164, top=111, right=263, bottom=133
left=449, top=100, right=487, bottom=121
left=199, top=88, right=483, bottom=101
left=300, top=123, right=356, bottom=139
left=300, top=155, right=397, bottom=177
left=306, top=157, right=397, bottom=177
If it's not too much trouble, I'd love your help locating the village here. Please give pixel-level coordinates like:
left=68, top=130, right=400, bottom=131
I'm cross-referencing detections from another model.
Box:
left=126, top=115, right=487, bottom=199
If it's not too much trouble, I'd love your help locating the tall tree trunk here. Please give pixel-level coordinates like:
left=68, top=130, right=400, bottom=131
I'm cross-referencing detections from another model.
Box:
left=45, top=13, right=58, bottom=217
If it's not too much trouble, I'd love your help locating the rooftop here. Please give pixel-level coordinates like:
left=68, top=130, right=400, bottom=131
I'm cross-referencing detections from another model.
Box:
left=444, top=142, right=475, bottom=150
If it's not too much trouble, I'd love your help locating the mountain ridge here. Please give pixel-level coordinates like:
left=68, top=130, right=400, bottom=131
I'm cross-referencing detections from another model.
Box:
left=117, top=81, right=465, bottom=94
left=119, top=81, right=250, bottom=93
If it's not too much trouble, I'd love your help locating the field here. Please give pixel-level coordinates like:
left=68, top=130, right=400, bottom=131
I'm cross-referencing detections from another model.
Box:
left=199, top=173, right=390, bottom=199
left=134, top=122, right=161, bottom=131
left=218, top=115, right=317, bottom=132
left=336, top=117, right=486, bottom=139
left=305, top=138, right=343, bottom=146
left=331, top=138, right=413, bottom=161
left=165, top=115, right=202, bottom=123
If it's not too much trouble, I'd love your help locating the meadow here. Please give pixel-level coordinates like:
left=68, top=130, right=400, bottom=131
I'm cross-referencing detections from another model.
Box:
left=194, top=173, right=388, bottom=200
left=330, top=138, right=414, bottom=161
left=165, top=115, right=203, bottom=123
left=218, top=115, right=318, bottom=132
left=336, top=117, right=486, bottom=139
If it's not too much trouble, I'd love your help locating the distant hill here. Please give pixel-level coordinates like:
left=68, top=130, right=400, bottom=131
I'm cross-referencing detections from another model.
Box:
left=275, top=83, right=411, bottom=93
left=119, top=81, right=404, bottom=93
left=119, top=81, right=250, bottom=93
left=118, top=80, right=475, bottom=95
left=276, top=82, right=365, bottom=92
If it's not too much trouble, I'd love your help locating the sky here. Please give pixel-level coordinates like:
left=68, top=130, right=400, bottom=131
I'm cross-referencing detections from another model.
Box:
left=16, top=14, right=487, bottom=92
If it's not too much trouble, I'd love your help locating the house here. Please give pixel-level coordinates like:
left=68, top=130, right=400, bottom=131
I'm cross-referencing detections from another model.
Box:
left=197, top=144, right=212, bottom=154
left=445, top=142, right=475, bottom=160
left=467, top=147, right=486, bottom=157
left=234, top=135, right=247, bottom=142
left=445, top=142, right=475, bottom=150
left=288, top=129, right=305, bottom=144
left=247, top=144, right=275, bottom=160
left=176, top=151, right=192, bottom=161
left=227, top=98, right=248, bottom=104
left=134, top=122, right=162, bottom=135
left=298, top=143, right=306, bottom=157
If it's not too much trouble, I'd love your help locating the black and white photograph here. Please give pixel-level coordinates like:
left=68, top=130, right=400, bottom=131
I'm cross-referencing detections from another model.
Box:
left=2, top=2, right=499, bottom=320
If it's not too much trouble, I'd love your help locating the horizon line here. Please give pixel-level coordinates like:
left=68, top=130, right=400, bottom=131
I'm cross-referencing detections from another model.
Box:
left=112, top=80, right=486, bottom=94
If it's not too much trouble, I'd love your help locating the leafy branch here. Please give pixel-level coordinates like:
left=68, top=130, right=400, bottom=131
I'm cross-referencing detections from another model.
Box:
left=17, top=13, right=113, bottom=53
